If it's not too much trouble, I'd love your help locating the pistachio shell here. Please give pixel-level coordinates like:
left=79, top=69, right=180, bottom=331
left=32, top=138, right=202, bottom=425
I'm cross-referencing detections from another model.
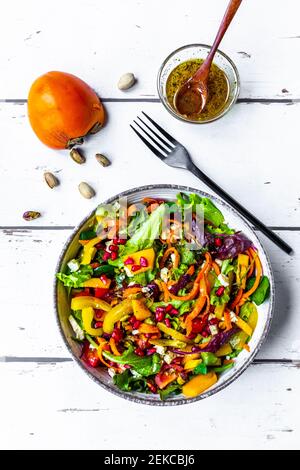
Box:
left=70, top=148, right=86, bottom=164
left=95, top=153, right=111, bottom=167
left=44, top=172, right=59, bottom=189
left=118, top=73, right=136, bottom=90
left=78, top=182, right=95, bottom=199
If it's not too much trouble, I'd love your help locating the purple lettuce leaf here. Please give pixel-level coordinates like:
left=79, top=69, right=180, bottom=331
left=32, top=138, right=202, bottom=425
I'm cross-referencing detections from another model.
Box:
left=213, top=232, right=252, bottom=260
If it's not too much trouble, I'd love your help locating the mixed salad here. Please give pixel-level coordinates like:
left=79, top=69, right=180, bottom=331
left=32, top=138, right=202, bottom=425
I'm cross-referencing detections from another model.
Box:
left=57, top=193, right=270, bottom=400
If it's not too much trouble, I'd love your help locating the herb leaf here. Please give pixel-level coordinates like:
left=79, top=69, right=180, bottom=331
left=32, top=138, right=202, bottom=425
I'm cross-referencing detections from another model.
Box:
left=103, top=346, right=161, bottom=377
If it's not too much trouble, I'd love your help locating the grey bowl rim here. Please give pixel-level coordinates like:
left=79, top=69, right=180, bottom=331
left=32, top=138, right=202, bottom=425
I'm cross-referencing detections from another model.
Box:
left=54, top=183, right=275, bottom=406
left=157, top=43, right=241, bottom=124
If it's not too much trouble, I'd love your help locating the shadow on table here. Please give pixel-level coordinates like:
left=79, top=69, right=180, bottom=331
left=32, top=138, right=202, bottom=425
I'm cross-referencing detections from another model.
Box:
left=259, top=256, right=294, bottom=358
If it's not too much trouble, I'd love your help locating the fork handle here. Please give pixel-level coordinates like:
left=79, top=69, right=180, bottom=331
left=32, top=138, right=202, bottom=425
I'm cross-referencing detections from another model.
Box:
left=187, top=161, right=293, bottom=255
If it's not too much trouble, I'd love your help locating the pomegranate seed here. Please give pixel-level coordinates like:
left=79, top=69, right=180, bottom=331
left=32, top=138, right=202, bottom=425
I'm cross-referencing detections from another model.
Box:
left=131, top=264, right=141, bottom=272
left=118, top=238, right=127, bottom=245
left=86, top=351, right=100, bottom=368
left=170, top=308, right=179, bottom=316
left=187, top=332, right=197, bottom=340
left=144, top=333, right=154, bottom=338
left=209, top=318, right=219, bottom=325
left=124, top=257, right=134, bottom=265
left=134, top=347, right=145, bottom=357
left=165, top=318, right=171, bottom=328
left=110, top=252, right=118, bottom=261
left=99, top=274, right=109, bottom=285
left=146, top=348, right=157, bottom=356
left=112, top=328, right=123, bottom=342
left=94, top=309, right=104, bottom=320
left=133, top=320, right=141, bottom=330
left=124, top=364, right=131, bottom=369
left=156, top=307, right=165, bottom=314
left=215, top=237, right=223, bottom=247
left=113, top=238, right=119, bottom=245
left=94, top=321, right=103, bottom=328
left=103, top=251, right=111, bottom=261
left=155, top=310, right=165, bottom=322
left=202, top=331, right=209, bottom=338
left=216, top=286, right=225, bottom=297
left=109, top=244, right=119, bottom=253
left=129, top=315, right=137, bottom=325
left=139, top=256, right=148, bottom=267
left=165, top=304, right=173, bottom=313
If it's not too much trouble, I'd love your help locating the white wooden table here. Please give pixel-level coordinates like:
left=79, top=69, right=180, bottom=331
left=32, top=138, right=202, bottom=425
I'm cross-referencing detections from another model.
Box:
left=1, top=0, right=300, bottom=450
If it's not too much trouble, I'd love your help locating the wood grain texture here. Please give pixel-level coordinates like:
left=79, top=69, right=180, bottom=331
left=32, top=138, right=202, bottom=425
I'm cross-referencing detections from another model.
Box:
left=1, top=0, right=300, bottom=450
left=0, top=361, right=299, bottom=450
left=1, top=228, right=299, bottom=359
left=0, top=101, right=299, bottom=227
left=1, top=0, right=300, bottom=100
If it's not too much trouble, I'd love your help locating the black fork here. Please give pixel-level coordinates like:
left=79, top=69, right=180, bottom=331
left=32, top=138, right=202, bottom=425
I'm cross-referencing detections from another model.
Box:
left=130, top=111, right=292, bottom=255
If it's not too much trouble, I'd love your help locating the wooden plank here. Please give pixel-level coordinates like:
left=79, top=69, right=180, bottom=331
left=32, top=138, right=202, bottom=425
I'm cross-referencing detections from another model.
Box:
left=0, top=228, right=299, bottom=359
left=1, top=0, right=300, bottom=100
left=0, top=101, right=299, bottom=227
left=0, top=361, right=299, bottom=449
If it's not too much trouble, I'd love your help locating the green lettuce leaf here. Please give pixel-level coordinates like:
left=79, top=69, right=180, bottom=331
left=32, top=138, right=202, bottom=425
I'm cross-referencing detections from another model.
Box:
left=178, top=245, right=196, bottom=265
left=56, top=265, right=93, bottom=287
left=176, top=193, right=224, bottom=227
left=247, top=276, right=270, bottom=306
left=240, top=301, right=257, bottom=322
left=201, top=352, right=219, bottom=366
left=159, top=383, right=181, bottom=400
left=193, top=362, right=208, bottom=375
left=113, top=370, right=149, bottom=393
left=103, top=346, right=161, bottom=377
left=123, top=204, right=166, bottom=255
left=205, top=223, right=234, bottom=235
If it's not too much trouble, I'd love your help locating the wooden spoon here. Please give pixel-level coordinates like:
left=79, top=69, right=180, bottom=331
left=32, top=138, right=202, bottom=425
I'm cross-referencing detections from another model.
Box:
left=174, top=0, right=242, bottom=117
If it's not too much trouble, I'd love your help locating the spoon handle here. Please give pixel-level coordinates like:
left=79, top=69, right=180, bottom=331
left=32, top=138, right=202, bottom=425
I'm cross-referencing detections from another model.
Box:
left=194, top=0, right=242, bottom=80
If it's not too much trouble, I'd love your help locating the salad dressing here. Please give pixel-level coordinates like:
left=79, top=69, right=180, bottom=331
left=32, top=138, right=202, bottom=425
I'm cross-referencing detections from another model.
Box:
left=166, top=59, right=229, bottom=121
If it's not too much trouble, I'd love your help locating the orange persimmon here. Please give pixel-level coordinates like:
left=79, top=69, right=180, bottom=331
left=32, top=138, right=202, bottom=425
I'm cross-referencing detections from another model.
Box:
left=28, top=71, right=105, bottom=149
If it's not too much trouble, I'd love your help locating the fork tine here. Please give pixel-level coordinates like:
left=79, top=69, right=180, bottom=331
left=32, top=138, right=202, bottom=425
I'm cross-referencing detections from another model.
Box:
left=133, top=120, right=171, bottom=154
left=141, top=111, right=179, bottom=145
left=130, top=125, right=166, bottom=160
left=137, top=117, right=174, bottom=151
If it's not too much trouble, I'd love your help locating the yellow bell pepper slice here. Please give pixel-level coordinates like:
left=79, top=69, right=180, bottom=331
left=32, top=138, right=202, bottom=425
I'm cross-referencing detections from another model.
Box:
left=123, top=248, right=155, bottom=274
left=237, top=254, right=249, bottom=289
left=103, top=299, right=133, bottom=334
left=71, top=296, right=111, bottom=312
left=215, top=304, right=226, bottom=320
left=81, top=237, right=102, bottom=265
left=132, top=299, right=151, bottom=320
left=233, top=303, right=258, bottom=349
left=235, top=316, right=253, bottom=337
left=216, top=343, right=232, bottom=357
left=184, top=359, right=202, bottom=370
left=82, top=278, right=111, bottom=289
left=182, top=372, right=217, bottom=397
left=177, top=376, right=186, bottom=385
left=82, top=307, right=103, bottom=336
left=157, top=322, right=191, bottom=343
left=149, top=339, right=187, bottom=348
